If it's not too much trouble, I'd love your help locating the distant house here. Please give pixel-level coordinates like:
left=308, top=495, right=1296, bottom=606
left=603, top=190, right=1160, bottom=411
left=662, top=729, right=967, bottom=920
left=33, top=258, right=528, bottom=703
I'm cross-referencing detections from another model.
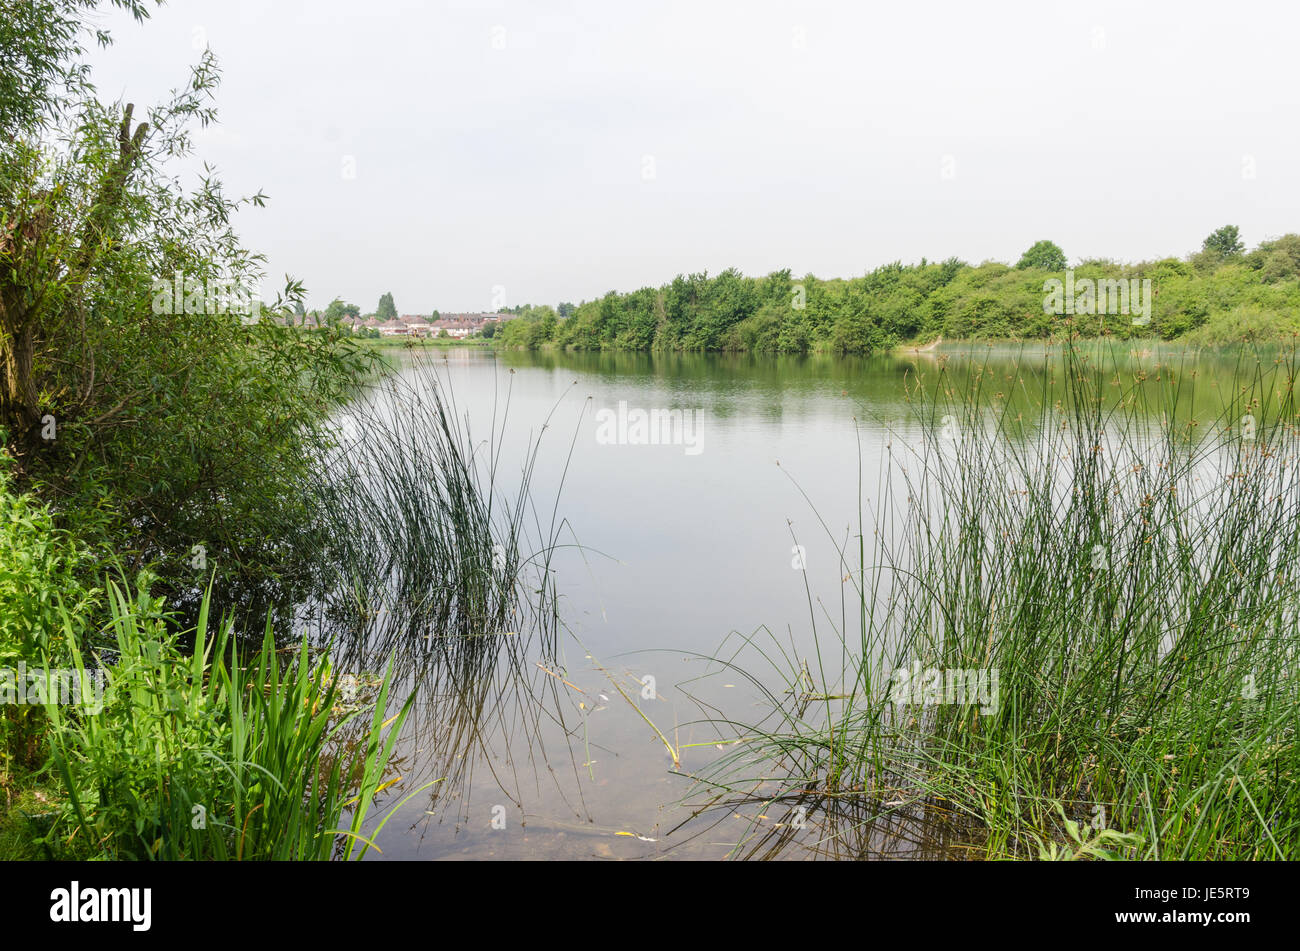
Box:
left=341, top=311, right=517, bottom=339
left=426, top=318, right=479, bottom=338
left=414, top=312, right=515, bottom=337
left=428, top=312, right=509, bottom=327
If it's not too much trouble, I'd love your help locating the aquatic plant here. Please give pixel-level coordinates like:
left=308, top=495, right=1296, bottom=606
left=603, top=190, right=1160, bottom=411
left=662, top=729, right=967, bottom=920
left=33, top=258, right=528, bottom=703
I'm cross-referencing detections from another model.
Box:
left=37, top=577, right=424, bottom=860
left=695, top=340, right=1300, bottom=860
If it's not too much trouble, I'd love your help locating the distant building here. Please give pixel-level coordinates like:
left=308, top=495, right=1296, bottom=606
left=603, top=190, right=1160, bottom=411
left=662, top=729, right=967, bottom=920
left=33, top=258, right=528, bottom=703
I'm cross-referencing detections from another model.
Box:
left=421, top=312, right=514, bottom=337
left=333, top=311, right=518, bottom=338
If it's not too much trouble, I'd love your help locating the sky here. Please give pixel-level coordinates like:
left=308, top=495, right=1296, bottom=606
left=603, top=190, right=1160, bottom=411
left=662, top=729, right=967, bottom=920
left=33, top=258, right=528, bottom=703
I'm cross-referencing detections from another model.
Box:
left=84, top=0, right=1300, bottom=313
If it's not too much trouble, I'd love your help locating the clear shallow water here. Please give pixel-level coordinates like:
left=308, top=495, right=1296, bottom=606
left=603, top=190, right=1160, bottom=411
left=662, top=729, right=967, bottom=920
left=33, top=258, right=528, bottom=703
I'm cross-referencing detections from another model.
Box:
left=314, top=343, right=1266, bottom=860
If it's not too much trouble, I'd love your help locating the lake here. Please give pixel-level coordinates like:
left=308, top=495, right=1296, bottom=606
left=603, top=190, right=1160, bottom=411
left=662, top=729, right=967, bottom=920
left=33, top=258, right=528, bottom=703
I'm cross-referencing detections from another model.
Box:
left=308, top=342, right=1277, bottom=860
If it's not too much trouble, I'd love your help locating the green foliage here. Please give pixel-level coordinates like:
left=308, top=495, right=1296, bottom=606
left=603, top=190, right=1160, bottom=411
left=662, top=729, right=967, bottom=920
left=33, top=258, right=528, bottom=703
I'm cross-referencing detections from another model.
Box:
left=1204, top=224, right=1245, bottom=258
left=498, top=304, right=559, bottom=349
left=1030, top=803, right=1145, bottom=861
left=1182, top=303, right=1300, bottom=347
left=1246, top=234, right=1300, bottom=283
left=1016, top=239, right=1067, bottom=272
left=0, top=459, right=99, bottom=667
left=1, top=2, right=379, bottom=600
left=701, top=342, right=1300, bottom=860
left=495, top=236, right=1300, bottom=356
left=38, top=576, right=423, bottom=860
left=322, top=297, right=359, bottom=325
left=376, top=291, right=397, bottom=321
left=312, top=353, right=561, bottom=642
left=0, top=0, right=156, bottom=141
left=0, top=457, right=101, bottom=774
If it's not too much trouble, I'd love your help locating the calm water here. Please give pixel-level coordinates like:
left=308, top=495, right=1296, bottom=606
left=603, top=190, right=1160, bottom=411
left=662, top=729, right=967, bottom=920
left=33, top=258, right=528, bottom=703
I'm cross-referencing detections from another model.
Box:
left=320, top=343, right=1270, bottom=860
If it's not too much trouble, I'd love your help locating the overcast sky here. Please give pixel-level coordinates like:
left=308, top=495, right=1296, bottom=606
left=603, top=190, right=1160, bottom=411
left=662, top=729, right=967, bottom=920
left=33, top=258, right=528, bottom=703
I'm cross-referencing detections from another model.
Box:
left=85, top=0, right=1300, bottom=313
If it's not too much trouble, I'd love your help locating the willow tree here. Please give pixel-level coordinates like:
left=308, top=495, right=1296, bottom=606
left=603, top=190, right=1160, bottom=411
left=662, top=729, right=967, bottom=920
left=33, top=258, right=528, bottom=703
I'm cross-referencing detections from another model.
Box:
left=0, top=0, right=375, bottom=601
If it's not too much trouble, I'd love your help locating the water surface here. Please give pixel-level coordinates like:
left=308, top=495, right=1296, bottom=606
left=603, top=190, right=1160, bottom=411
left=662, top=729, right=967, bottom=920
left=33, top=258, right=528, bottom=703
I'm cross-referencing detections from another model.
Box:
left=316, top=343, right=1272, bottom=859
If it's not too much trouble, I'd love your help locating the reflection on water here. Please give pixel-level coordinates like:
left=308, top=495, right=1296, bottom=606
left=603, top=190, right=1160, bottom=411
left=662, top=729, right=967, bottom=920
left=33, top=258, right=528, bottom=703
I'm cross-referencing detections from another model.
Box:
left=294, top=341, right=1294, bottom=859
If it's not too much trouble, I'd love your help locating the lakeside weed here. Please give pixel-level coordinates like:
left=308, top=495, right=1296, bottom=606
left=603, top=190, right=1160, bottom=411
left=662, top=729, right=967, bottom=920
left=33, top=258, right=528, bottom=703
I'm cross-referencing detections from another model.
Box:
left=696, top=340, right=1300, bottom=860
left=36, top=577, right=422, bottom=860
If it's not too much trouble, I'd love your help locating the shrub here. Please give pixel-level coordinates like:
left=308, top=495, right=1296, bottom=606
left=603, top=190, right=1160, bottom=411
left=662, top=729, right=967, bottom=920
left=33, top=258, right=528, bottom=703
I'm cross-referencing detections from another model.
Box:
left=1183, top=304, right=1300, bottom=347
left=0, top=453, right=100, bottom=772
left=0, top=457, right=100, bottom=666
left=38, top=577, right=422, bottom=860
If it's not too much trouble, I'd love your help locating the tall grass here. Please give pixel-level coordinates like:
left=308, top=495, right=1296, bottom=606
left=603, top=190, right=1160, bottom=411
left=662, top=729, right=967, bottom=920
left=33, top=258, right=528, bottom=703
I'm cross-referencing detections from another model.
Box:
left=310, top=353, right=567, bottom=649
left=695, top=340, right=1300, bottom=860
left=293, top=352, right=579, bottom=827
left=36, top=576, right=423, bottom=860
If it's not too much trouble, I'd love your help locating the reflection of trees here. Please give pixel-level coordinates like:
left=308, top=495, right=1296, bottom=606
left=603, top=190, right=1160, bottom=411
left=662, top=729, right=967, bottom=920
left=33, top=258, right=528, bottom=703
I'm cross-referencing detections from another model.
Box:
left=500, top=342, right=1294, bottom=440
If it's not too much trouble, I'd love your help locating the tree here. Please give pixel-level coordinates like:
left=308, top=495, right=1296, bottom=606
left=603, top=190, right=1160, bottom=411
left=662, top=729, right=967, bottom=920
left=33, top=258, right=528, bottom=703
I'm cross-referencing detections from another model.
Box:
left=322, top=298, right=347, bottom=325
left=1016, top=240, right=1067, bottom=271
left=557, top=302, right=575, bottom=318
left=937, top=256, right=967, bottom=286
left=376, top=291, right=397, bottom=321
left=321, top=298, right=359, bottom=325
left=1, top=0, right=158, bottom=144
left=0, top=0, right=377, bottom=599
left=1203, top=225, right=1244, bottom=258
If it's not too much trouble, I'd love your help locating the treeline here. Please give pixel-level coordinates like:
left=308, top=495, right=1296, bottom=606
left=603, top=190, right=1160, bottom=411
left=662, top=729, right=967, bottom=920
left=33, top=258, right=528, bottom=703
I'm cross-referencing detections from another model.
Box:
left=499, top=231, right=1300, bottom=353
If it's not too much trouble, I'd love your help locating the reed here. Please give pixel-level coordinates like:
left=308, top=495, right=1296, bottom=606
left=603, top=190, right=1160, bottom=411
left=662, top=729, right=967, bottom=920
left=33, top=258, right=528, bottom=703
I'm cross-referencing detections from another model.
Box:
left=308, top=352, right=567, bottom=650
left=288, top=351, right=577, bottom=830
left=695, top=339, right=1300, bottom=860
